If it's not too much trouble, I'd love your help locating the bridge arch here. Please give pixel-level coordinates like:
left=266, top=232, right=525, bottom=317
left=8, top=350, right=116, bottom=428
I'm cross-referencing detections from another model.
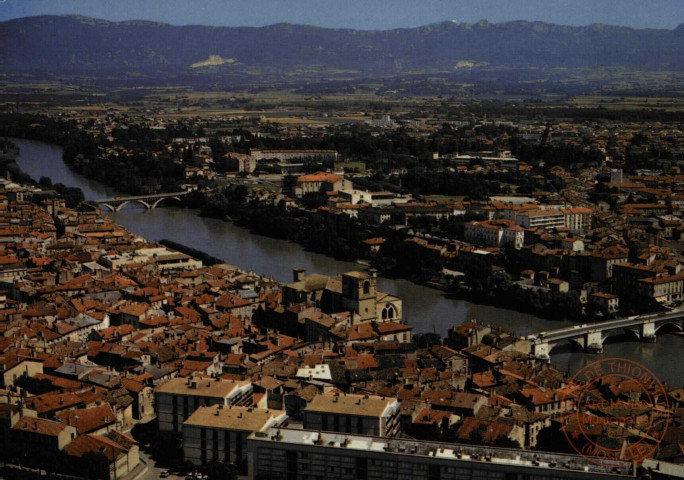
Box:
left=151, top=196, right=183, bottom=209
left=547, top=338, right=578, bottom=354
left=99, top=199, right=152, bottom=212
left=654, top=320, right=683, bottom=335
left=99, top=203, right=117, bottom=212
left=596, top=328, right=634, bottom=346
left=92, top=191, right=190, bottom=211
left=126, top=200, right=151, bottom=210
left=623, top=327, right=644, bottom=341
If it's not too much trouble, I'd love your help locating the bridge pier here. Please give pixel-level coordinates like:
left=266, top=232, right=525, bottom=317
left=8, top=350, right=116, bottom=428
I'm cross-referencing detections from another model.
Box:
left=528, top=313, right=682, bottom=359
left=585, top=331, right=604, bottom=354
left=640, top=321, right=656, bottom=343
left=532, top=342, right=551, bottom=361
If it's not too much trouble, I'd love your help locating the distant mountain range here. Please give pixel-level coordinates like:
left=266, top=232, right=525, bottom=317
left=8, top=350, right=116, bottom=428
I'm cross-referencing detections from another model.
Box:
left=1, top=15, right=682, bottom=81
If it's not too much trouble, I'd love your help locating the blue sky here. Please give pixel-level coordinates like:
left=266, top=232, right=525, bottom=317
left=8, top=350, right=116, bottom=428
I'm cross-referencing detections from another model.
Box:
left=1, top=0, right=682, bottom=29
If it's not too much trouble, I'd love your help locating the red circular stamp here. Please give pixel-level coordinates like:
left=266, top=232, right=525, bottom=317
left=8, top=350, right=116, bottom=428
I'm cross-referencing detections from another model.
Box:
left=560, top=358, right=671, bottom=466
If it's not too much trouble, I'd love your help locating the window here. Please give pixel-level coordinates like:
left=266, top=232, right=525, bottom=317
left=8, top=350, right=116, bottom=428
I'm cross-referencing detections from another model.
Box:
left=363, top=281, right=370, bottom=295
left=427, top=465, right=440, bottom=480
left=200, top=429, right=207, bottom=464
left=356, top=458, right=368, bottom=480
left=212, top=430, right=219, bottom=460
left=236, top=431, right=242, bottom=463
left=286, top=450, right=298, bottom=480
left=172, top=397, right=178, bottom=429
left=224, top=431, right=230, bottom=462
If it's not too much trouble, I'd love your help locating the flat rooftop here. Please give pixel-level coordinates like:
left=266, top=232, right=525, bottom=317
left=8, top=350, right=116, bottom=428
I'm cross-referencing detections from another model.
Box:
left=250, top=428, right=633, bottom=478
left=305, top=393, right=397, bottom=418
left=155, top=377, right=251, bottom=399
left=342, top=271, right=371, bottom=279
left=184, top=405, right=286, bottom=432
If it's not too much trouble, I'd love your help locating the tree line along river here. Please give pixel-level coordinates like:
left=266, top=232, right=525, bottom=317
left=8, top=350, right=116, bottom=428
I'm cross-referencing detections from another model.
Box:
left=11, top=138, right=682, bottom=386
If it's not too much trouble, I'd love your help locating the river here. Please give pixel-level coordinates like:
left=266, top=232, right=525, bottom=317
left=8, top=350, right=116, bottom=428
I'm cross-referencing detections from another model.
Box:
left=11, top=138, right=682, bottom=385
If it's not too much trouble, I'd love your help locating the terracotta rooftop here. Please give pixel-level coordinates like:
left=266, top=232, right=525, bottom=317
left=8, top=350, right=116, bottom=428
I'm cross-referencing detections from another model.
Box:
left=12, top=416, right=72, bottom=437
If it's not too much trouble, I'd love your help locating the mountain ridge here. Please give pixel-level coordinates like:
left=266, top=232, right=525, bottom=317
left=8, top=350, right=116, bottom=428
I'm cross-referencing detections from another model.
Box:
left=14, top=14, right=683, bottom=32
left=1, top=15, right=681, bottom=81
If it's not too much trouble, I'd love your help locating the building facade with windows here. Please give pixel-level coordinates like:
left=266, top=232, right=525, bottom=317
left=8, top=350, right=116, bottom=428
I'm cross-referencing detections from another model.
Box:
left=183, top=405, right=287, bottom=472
left=465, top=219, right=525, bottom=249
left=155, top=376, right=253, bottom=433
left=303, top=392, right=400, bottom=438
left=247, top=428, right=632, bottom=480
left=282, top=269, right=402, bottom=325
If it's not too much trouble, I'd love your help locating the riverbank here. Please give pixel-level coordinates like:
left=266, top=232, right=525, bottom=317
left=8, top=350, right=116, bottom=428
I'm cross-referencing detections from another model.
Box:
left=12, top=136, right=684, bottom=385
left=0, top=120, right=606, bottom=322
left=0, top=138, right=35, bottom=186
left=159, top=239, right=225, bottom=266
left=0, top=131, right=597, bottom=322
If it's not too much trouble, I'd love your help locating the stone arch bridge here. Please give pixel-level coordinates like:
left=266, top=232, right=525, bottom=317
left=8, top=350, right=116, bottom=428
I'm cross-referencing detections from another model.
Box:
left=527, top=310, right=684, bottom=359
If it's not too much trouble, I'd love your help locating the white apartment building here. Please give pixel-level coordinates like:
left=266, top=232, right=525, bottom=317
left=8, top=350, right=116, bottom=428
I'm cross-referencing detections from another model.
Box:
left=247, top=428, right=633, bottom=480
left=249, top=149, right=338, bottom=162
left=514, top=207, right=591, bottom=231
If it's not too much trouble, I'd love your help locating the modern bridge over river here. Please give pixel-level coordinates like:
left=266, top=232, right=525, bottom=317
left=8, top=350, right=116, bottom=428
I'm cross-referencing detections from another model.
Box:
left=527, top=309, right=684, bottom=359
left=85, top=191, right=190, bottom=211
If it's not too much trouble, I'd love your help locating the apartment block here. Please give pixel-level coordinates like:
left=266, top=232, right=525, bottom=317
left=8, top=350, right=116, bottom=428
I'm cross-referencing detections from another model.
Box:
left=515, top=208, right=591, bottom=231
left=303, top=392, right=400, bottom=437
left=183, top=405, right=287, bottom=470
left=155, top=376, right=253, bottom=432
left=247, top=428, right=633, bottom=480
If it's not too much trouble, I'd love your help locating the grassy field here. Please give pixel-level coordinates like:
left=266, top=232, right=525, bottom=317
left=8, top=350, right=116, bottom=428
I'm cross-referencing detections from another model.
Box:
left=2, top=78, right=683, bottom=122
left=567, top=96, right=684, bottom=111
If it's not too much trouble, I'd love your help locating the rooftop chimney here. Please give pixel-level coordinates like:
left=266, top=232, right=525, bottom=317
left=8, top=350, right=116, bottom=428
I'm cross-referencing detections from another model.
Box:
left=293, top=268, right=306, bottom=282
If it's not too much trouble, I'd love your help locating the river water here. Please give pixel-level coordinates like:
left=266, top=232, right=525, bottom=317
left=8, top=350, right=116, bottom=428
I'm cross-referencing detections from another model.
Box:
left=12, top=138, right=682, bottom=385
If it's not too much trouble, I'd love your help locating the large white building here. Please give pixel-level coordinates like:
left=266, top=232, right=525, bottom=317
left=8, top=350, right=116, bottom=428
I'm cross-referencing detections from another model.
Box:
left=249, top=149, right=338, bottom=162
left=247, top=428, right=632, bottom=480
left=465, top=219, right=525, bottom=249
left=336, top=189, right=412, bottom=207
left=514, top=208, right=591, bottom=231
left=99, top=247, right=202, bottom=271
